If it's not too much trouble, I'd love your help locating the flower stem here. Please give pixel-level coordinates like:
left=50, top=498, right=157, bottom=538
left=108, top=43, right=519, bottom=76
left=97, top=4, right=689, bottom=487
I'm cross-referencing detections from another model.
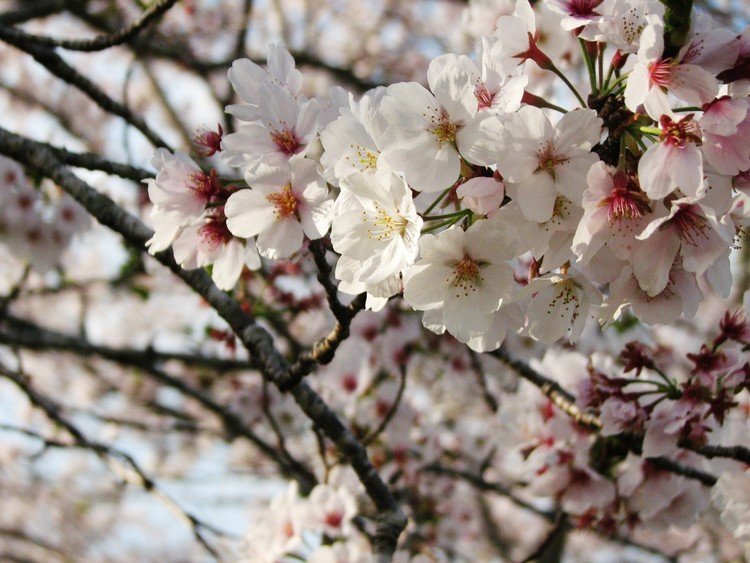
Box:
left=579, top=38, right=597, bottom=96
left=422, top=209, right=471, bottom=221
left=548, top=62, right=587, bottom=108
left=423, top=187, right=452, bottom=216
left=421, top=215, right=464, bottom=234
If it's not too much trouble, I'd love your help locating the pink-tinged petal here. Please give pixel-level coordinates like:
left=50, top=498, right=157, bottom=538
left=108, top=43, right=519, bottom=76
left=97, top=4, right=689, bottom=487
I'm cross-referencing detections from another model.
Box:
left=642, top=416, right=678, bottom=458
left=670, top=64, right=719, bottom=107
left=515, top=174, right=557, bottom=223
left=256, top=219, right=304, bottom=259
left=418, top=226, right=465, bottom=263
left=680, top=217, right=731, bottom=276
left=225, top=190, right=276, bottom=238
left=638, top=142, right=674, bottom=199
left=631, top=229, right=680, bottom=296
left=381, top=82, right=437, bottom=133
left=403, top=263, right=452, bottom=310
left=678, top=28, right=740, bottom=74
left=667, top=144, right=703, bottom=199
left=299, top=198, right=333, bottom=240
left=624, top=63, right=651, bottom=112
left=642, top=86, right=674, bottom=121
left=700, top=98, right=748, bottom=136
left=427, top=54, right=479, bottom=123
left=228, top=58, right=266, bottom=103
left=397, top=142, right=460, bottom=193
left=456, top=114, right=506, bottom=166
left=212, top=238, right=244, bottom=290
left=703, top=131, right=750, bottom=176
left=554, top=109, right=602, bottom=152
left=572, top=208, right=608, bottom=264
left=443, top=295, right=494, bottom=343
left=296, top=99, right=320, bottom=145
left=514, top=105, right=554, bottom=141
left=555, top=153, right=599, bottom=202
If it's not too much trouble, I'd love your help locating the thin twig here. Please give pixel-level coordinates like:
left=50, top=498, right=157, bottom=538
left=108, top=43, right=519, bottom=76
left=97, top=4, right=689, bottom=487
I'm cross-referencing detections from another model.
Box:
left=363, top=367, right=408, bottom=446
left=0, top=0, right=178, bottom=52
left=0, top=29, right=170, bottom=148
left=0, top=126, right=407, bottom=559
left=0, top=363, right=226, bottom=557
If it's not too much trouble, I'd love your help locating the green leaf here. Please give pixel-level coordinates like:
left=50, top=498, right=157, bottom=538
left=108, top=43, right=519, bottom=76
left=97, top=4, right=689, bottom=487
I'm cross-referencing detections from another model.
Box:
left=660, top=0, right=693, bottom=58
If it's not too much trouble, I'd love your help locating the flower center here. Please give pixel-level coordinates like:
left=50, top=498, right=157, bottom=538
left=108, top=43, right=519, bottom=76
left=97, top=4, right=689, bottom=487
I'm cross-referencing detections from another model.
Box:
left=536, top=142, right=569, bottom=180
left=648, top=59, right=673, bottom=89
left=350, top=144, right=378, bottom=170
left=271, top=128, right=302, bottom=155
left=475, top=84, right=495, bottom=110
left=266, top=184, right=299, bottom=218
left=365, top=202, right=408, bottom=241
left=449, top=254, right=484, bottom=296
left=325, top=511, right=344, bottom=529
left=669, top=205, right=709, bottom=246
left=660, top=115, right=702, bottom=147
left=570, top=0, right=602, bottom=17
left=549, top=279, right=582, bottom=322
left=188, top=169, right=221, bottom=199
left=429, top=110, right=457, bottom=145
left=602, top=172, right=650, bottom=222
left=199, top=209, right=232, bottom=249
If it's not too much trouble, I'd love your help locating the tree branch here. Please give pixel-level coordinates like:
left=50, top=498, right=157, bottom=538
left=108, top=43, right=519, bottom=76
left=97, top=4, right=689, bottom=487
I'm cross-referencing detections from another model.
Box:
left=0, top=126, right=407, bottom=560
left=0, top=0, right=178, bottom=52
left=0, top=362, right=225, bottom=557
left=0, top=313, right=318, bottom=493
left=0, top=29, right=170, bottom=148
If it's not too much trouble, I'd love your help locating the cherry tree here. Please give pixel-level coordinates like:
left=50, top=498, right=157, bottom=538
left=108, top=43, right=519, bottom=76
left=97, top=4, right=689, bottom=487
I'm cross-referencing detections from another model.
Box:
left=0, top=0, right=749, bottom=561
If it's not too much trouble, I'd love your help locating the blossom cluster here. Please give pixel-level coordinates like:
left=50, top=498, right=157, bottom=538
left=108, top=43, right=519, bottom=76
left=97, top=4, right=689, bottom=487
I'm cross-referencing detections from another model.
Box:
left=146, top=0, right=750, bottom=353
left=0, top=155, right=89, bottom=271
left=137, top=1, right=750, bottom=557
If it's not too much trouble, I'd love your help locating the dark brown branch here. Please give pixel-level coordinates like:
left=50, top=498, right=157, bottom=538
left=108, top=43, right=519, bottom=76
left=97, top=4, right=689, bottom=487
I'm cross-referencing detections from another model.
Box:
left=0, top=126, right=406, bottom=560
left=0, top=363, right=224, bottom=557
left=0, top=313, right=318, bottom=493
left=491, top=347, right=601, bottom=430
left=363, top=368, right=408, bottom=446
left=44, top=141, right=151, bottom=183
left=282, top=241, right=367, bottom=389
left=489, top=347, right=720, bottom=486
left=0, top=313, right=249, bottom=371
left=678, top=440, right=750, bottom=467
left=0, top=0, right=177, bottom=52
left=521, top=514, right=568, bottom=563
left=0, top=1, right=66, bottom=26
left=0, top=29, right=170, bottom=149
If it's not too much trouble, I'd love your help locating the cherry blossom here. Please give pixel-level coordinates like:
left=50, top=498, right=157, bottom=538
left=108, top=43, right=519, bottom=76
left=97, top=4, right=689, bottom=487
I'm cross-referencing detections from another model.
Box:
left=225, top=159, right=333, bottom=259
left=403, top=218, right=518, bottom=346
left=331, top=172, right=422, bottom=297
left=496, top=106, right=602, bottom=222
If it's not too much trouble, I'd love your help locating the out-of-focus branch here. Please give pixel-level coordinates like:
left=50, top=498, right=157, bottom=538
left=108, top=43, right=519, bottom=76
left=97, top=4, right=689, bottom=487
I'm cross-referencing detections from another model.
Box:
left=363, top=367, right=408, bottom=446
left=424, top=462, right=554, bottom=520
left=64, top=2, right=382, bottom=91
left=0, top=0, right=178, bottom=52
left=0, top=362, right=225, bottom=558
left=0, top=313, right=318, bottom=493
left=491, top=347, right=601, bottom=430
left=283, top=240, right=367, bottom=389
left=0, top=0, right=66, bottom=26
left=221, top=0, right=255, bottom=133
left=0, top=29, right=170, bottom=149
left=489, top=347, right=722, bottom=486
left=0, top=126, right=407, bottom=560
